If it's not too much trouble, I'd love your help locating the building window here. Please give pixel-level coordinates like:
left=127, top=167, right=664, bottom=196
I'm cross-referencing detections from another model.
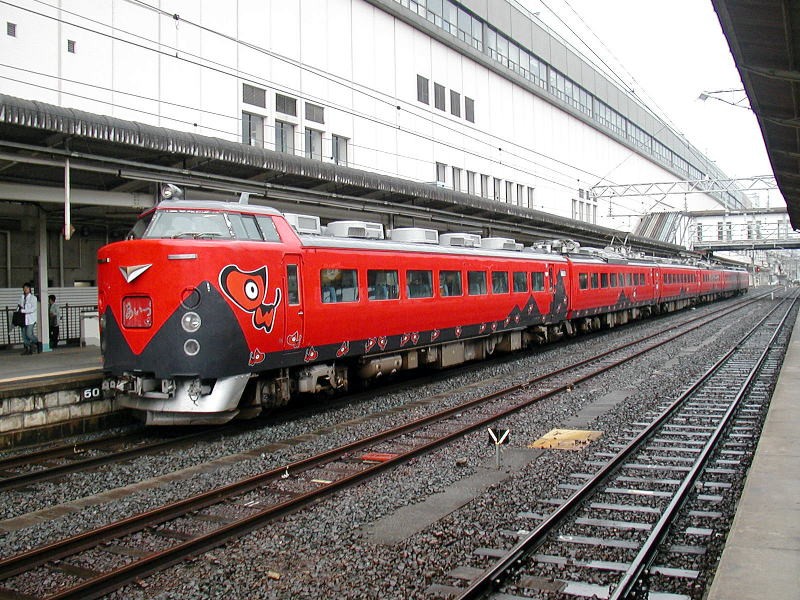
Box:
left=527, top=186, right=535, bottom=208
left=450, top=90, right=461, bottom=117
left=465, top=96, right=475, bottom=122
left=275, top=120, right=295, bottom=153
left=466, top=171, right=476, bottom=195
left=305, top=128, right=322, bottom=160
left=452, top=167, right=461, bottom=192
left=480, top=174, right=490, bottom=198
left=505, top=181, right=514, bottom=204
left=493, top=177, right=502, bottom=200
left=696, top=223, right=703, bottom=242
left=417, top=75, right=429, bottom=104
left=332, top=134, right=348, bottom=165
left=434, top=83, right=446, bottom=111
left=516, top=184, right=524, bottom=206
left=436, top=162, right=447, bottom=185
left=717, top=221, right=724, bottom=241
left=7, top=22, right=16, bottom=37
left=242, top=112, right=264, bottom=147
left=305, top=102, right=324, bottom=124
left=243, top=84, right=266, bottom=108
left=276, top=93, right=297, bottom=116
left=67, top=39, right=76, bottom=53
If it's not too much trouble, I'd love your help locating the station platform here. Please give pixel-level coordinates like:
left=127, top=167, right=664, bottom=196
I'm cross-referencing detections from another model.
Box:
left=0, top=344, right=111, bottom=446
left=706, top=309, right=800, bottom=599
left=0, top=344, right=102, bottom=395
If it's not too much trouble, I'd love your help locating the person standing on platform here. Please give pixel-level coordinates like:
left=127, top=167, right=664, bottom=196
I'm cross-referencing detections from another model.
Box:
left=48, top=294, right=60, bottom=349
left=18, top=282, right=39, bottom=355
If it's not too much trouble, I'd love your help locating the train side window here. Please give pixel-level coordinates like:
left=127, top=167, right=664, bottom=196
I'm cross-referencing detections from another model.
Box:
left=368, top=269, right=399, bottom=300
left=601, top=273, right=609, bottom=288
left=533, top=271, right=546, bottom=291
left=320, top=268, right=359, bottom=303
left=492, top=271, right=509, bottom=293
left=577, top=272, right=587, bottom=290
left=591, top=273, right=599, bottom=289
left=512, top=271, right=528, bottom=293
left=255, top=216, right=282, bottom=242
left=468, top=271, right=487, bottom=295
left=626, top=273, right=632, bottom=286
left=439, top=270, right=463, bottom=296
left=286, top=265, right=300, bottom=305
left=610, top=273, right=617, bottom=287
left=407, top=270, right=433, bottom=298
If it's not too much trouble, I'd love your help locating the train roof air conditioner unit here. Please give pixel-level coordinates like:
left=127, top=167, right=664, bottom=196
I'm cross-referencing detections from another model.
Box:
left=284, top=213, right=322, bottom=235
left=326, top=220, right=385, bottom=239
left=390, top=228, right=439, bottom=244
left=439, top=233, right=482, bottom=248
left=481, top=237, right=521, bottom=251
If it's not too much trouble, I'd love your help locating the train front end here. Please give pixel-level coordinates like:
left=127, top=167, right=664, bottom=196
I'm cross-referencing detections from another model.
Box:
left=98, top=197, right=292, bottom=425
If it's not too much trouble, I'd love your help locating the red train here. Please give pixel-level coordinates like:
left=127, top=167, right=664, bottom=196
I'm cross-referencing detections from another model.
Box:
left=97, top=189, right=749, bottom=425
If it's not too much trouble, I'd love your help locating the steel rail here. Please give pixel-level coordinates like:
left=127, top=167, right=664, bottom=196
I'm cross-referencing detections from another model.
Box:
left=610, top=294, right=798, bottom=599
left=455, top=291, right=796, bottom=599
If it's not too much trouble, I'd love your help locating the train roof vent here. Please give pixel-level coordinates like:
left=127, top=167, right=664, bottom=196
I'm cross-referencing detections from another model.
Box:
left=284, top=213, right=322, bottom=235
left=551, top=239, right=581, bottom=254
left=481, top=237, right=521, bottom=251
left=390, top=227, right=439, bottom=244
left=439, top=233, right=482, bottom=248
left=326, top=220, right=385, bottom=240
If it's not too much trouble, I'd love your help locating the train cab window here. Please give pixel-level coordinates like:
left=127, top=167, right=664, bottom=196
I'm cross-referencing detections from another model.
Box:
left=320, top=268, right=359, bottom=303
left=513, top=272, right=528, bottom=293
left=492, top=272, right=509, bottom=294
left=610, top=273, right=617, bottom=287
left=468, top=271, right=487, bottom=295
left=591, top=273, right=599, bottom=289
left=439, top=270, right=463, bottom=296
left=229, top=214, right=262, bottom=240
left=255, top=216, right=282, bottom=242
left=407, top=270, right=433, bottom=298
left=286, top=265, right=300, bottom=305
left=145, top=210, right=230, bottom=239
left=368, top=269, right=399, bottom=300
left=533, top=271, right=547, bottom=291
left=601, top=273, right=609, bottom=288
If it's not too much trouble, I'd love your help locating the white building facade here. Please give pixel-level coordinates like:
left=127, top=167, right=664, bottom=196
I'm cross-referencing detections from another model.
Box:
left=0, top=0, right=746, bottom=235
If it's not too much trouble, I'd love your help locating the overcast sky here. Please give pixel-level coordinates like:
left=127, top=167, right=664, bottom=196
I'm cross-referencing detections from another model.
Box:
left=522, top=0, right=775, bottom=190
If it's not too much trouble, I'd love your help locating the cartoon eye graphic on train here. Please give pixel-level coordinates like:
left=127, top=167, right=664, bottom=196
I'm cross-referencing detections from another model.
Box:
left=219, top=265, right=282, bottom=333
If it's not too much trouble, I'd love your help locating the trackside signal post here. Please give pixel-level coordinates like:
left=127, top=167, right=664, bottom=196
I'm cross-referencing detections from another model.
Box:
left=488, top=427, right=510, bottom=469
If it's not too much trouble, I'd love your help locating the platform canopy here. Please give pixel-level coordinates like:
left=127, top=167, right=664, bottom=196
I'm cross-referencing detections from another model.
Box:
left=713, top=0, right=800, bottom=231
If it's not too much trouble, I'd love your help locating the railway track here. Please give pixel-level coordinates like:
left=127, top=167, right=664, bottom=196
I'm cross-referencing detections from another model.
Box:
left=0, top=293, right=778, bottom=599
left=450, top=291, right=798, bottom=599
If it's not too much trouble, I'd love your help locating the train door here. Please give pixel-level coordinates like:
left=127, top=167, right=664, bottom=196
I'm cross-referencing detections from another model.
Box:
left=283, top=255, right=304, bottom=348
left=653, top=268, right=661, bottom=301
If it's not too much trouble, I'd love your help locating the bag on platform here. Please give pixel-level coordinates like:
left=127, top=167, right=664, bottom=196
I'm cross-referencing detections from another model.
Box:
left=11, top=310, right=24, bottom=327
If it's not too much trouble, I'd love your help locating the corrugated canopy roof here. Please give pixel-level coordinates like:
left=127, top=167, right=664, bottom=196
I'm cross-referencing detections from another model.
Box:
left=713, top=0, right=800, bottom=230
left=0, top=94, right=686, bottom=254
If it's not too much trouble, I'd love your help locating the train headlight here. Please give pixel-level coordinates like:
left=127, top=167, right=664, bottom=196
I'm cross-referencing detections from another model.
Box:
left=181, top=312, right=202, bottom=333
left=184, top=339, right=200, bottom=356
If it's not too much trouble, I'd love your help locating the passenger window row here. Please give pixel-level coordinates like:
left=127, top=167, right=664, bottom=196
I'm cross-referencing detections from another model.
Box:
left=320, top=268, right=550, bottom=303
left=578, top=271, right=646, bottom=291
left=664, top=273, right=694, bottom=284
